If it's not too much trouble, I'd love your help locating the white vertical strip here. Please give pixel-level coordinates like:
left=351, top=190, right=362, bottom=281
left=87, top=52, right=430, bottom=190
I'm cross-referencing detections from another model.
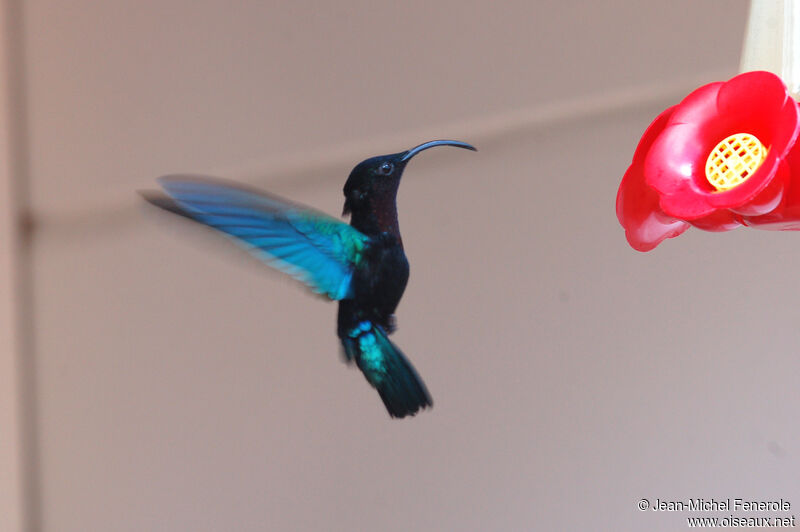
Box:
left=740, top=0, right=784, bottom=75
left=0, top=0, right=24, bottom=530
left=783, top=0, right=800, bottom=97
left=740, top=0, right=800, bottom=99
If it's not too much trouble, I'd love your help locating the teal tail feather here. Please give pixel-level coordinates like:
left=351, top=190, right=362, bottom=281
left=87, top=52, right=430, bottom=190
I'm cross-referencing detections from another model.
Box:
left=342, top=323, right=432, bottom=418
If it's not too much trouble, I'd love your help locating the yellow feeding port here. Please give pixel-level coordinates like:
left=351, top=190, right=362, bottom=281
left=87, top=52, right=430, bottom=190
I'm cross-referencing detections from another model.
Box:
left=705, top=133, right=767, bottom=191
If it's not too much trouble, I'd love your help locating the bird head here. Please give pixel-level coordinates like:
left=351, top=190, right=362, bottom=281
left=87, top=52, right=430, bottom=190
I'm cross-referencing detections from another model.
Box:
left=342, top=140, right=476, bottom=216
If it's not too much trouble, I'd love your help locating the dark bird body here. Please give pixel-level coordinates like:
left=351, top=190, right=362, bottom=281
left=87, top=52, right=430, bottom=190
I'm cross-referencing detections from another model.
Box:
left=143, top=140, right=475, bottom=418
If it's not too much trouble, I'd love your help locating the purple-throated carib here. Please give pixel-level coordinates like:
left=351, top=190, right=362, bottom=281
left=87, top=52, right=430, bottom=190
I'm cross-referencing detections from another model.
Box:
left=143, top=140, right=476, bottom=418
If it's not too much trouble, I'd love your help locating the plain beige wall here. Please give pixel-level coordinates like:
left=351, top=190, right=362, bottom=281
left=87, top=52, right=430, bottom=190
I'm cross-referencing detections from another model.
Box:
left=10, top=1, right=800, bottom=531
left=1, top=1, right=24, bottom=530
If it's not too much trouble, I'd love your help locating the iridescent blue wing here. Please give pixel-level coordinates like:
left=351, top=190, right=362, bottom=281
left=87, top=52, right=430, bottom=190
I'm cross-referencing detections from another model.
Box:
left=151, top=175, right=369, bottom=300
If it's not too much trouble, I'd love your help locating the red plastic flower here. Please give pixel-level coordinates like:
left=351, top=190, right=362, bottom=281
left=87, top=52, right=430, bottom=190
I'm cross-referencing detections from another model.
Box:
left=617, top=71, right=800, bottom=251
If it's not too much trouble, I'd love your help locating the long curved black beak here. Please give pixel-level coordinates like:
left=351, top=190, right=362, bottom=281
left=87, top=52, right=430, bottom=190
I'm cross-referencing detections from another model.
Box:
left=400, top=140, right=477, bottom=162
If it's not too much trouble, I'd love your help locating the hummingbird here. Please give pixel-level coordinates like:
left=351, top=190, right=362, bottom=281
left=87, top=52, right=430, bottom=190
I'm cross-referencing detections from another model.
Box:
left=142, top=140, right=476, bottom=418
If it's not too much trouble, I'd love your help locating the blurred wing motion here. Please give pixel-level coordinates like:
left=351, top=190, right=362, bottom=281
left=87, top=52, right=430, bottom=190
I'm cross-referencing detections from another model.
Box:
left=143, top=175, right=369, bottom=300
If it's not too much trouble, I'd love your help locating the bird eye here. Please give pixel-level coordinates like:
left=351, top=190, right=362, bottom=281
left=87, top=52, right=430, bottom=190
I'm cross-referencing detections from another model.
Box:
left=377, top=162, right=394, bottom=176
